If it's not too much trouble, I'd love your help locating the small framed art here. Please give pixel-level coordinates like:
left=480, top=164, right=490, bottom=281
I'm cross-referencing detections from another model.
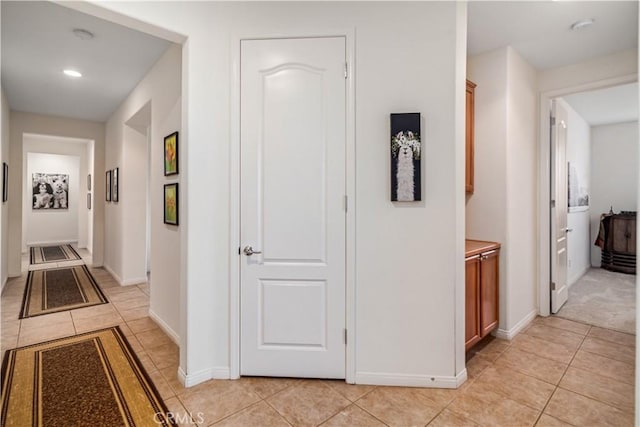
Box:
left=113, top=167, right=119, bottom=202
left=164, top=183, right=179, bottom=225
left=164, top=131, right=179, bottom=176
left=2, top=162, right=7, bottom=203
left=390, top=113, right=421, bottom=202
left=106, top=170, right=112, bottom=202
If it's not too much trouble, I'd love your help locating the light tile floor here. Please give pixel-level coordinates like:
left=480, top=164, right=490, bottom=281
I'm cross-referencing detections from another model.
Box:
left=1, top=250, right=636, bottom=426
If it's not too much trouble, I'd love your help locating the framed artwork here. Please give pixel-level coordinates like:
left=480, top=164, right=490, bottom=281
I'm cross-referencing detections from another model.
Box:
left=164, top=131, right=179, bottom=176
left=113, top=167, right=119, bottom=202
left=2, top=162, right=7, bottom=203
left=164, top=183, right=179, bottom=225
left=87, top=174, right=91, bottom=191
left=106, top=170, right=112, bottom=202
left=32, top=173, right=69, bottom=209
left=87, top=193, right=91, bottom=210
left=390, top=113, right=421, bottom=201
left=568, top=161, right=589, bottom=212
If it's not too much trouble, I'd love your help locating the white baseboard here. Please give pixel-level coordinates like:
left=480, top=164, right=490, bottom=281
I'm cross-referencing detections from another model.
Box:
left=178, top=366, right=231, bottom=387
left=355, top=371, right=461, bottom=388
left=122, top=276, right=148, bottom=286
left=149, top=309, right=180, bottom=346
left=26, top=239, right=77, bottom=247
left=568, top=265, right=590, bottom=289
left=102, top=265, right=146, bottom=286
left=103, top=264, right=122, bottom=284
left=494, top=309, right=537, bottom=340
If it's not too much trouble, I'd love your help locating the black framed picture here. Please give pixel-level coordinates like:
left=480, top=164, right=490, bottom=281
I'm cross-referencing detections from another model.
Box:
left=164, top=183, right=179, bottom=225
left=106, top=170, right=112, bottom=202
left=32, top=173, right=68, bottom=209
left=113, top=167, right=119, bottom=202
left=87, top=193, right=91, bottom=210
left=164, top=131, right=179, bottom=176
left=87, top=174, right=91, bottom=191
left=2, top=162, right=7, bottom=203
left=390, top=113, right=421, bottom=201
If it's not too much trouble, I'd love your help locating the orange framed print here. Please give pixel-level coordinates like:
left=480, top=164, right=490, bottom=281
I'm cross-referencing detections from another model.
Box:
left=164, top=132, right=179, bottom=176
left=164, top=183, right=178, bottom=225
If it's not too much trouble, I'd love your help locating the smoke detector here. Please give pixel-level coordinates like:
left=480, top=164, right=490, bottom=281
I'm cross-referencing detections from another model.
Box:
left=570, top=19, right=594, bottom=31
left=73, top=28, right=95, bottom=40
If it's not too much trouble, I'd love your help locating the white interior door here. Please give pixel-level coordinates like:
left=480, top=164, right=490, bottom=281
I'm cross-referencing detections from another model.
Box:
left=240, top=37, right=346, bottom=378
left=551, top=100, right=569, bottom=313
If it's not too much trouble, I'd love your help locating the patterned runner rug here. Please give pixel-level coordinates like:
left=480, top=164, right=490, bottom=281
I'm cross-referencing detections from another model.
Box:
left=19, top=265, right=108, bottom=318
left=30, top=245, right=82, bottom=265
left=0, top=327, right=174, bottom=426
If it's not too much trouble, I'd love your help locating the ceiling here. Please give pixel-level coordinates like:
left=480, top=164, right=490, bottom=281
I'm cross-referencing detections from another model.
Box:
left=1, top=1, right=171, bottom=122
left=563, top=82, right=639, bottom=126
left=468, top=1, right=638, bottom=70
left=1, top=1, right=638, bottom=124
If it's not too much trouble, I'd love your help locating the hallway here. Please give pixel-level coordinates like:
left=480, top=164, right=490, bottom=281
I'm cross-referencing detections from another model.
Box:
left=1, top=248, right=635, bottom=426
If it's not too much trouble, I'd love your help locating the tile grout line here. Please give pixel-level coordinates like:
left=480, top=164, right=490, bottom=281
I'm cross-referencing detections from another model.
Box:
left=532, top=325, right=592, bottom=426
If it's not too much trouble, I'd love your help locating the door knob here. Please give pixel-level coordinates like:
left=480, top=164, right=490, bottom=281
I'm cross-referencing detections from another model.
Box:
left=243, top=246, right=262, bottom=256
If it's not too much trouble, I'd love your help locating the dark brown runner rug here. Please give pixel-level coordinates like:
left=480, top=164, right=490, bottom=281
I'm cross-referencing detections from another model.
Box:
left=30, top=245, right=82, bottom=265
left=19, top=265, right=108, bottom=318
left=0, top=327, right=174, bottom=426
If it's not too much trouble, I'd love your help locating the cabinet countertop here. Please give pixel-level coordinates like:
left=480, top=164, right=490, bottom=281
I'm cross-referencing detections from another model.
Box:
left=465, top=239, right=501, bottom=258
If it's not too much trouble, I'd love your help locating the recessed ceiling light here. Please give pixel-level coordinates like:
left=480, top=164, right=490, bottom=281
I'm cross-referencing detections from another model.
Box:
left=570, top=19, right=595, bottom=31
left=63, top=69, right=82, bottom=78
left=73, top=28, right=94, bottom=40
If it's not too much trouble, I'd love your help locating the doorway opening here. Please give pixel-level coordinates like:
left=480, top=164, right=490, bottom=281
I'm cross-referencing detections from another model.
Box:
left=546, top=81, right=638, bottom=334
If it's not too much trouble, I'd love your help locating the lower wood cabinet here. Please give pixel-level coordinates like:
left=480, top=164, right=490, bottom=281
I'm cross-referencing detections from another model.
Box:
left=465, top=240, right=500, bottom=351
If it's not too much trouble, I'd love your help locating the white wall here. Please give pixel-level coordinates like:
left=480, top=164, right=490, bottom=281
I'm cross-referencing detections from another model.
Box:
left=24, top=152, right=80, bottom=246
left=590, top=121, right=638, bottom=266
left=504, top=47, right=538, bottom=333
left=85, top=1, right=467, bottom=387
left=8, top=112, right=105, bottom=275
left=1, top=89, right=9, bottom=290
left=105, top=45, right=182, bottom=342
left=467, top=46, right=538, bottom=337
left=558, top=99, right=591, bottom=285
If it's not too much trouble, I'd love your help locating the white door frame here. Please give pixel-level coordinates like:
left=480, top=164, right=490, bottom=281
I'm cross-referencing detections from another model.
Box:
left=229, top=29, right=356, bottom=382
left=537, top=73, right=637, bottom=317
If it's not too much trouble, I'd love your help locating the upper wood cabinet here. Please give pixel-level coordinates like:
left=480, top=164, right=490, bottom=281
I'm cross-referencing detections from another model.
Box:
left=465, top=79, right=476, bottom=194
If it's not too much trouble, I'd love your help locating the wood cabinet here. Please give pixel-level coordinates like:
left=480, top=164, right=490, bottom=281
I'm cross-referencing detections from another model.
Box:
left=465, top=240, right=500, bottom=351
left=465, top=80, right=476, bottom=194
left=600, top=213, right=636, bottom=274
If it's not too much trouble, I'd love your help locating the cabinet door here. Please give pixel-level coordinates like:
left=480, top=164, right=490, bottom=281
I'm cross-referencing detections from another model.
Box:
left=480, top=249, right=499, bottom=336
left=465, top=255, right=481, bottom=350
left=465, top=80, right=476, bottom=194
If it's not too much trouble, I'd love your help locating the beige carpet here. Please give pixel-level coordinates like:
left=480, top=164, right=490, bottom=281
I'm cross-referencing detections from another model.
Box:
left=556, top=268, right=635, bottom=334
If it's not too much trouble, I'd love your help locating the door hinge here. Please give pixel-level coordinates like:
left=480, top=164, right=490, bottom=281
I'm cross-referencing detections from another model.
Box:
left=343, top=328, right=347, bottom=344
left=551, top=200, right=556, bottom=208
left=238, top=246, right=241, bottom=255
left=551, top=116, right=556, bottom=126
left=344, top=63, right=348, bottom=79
left=551, top=282, right=557, bottom=291
left=344, top=195, right=348, bottom=213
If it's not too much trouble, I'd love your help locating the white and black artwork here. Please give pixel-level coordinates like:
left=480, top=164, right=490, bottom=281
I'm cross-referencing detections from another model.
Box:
left=568, top=161, right=589, bottom=211
left=32, top=173, right=69, bottom=209
left=391, top=113, right=421, bottom=201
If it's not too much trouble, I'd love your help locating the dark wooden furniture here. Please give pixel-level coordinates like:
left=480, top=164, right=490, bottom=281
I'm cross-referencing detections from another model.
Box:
left=600, top=213, right=636, bottom=274
left=465, top=79, right=476, bottom=194
left=465, top=239, right=500, bottom=351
